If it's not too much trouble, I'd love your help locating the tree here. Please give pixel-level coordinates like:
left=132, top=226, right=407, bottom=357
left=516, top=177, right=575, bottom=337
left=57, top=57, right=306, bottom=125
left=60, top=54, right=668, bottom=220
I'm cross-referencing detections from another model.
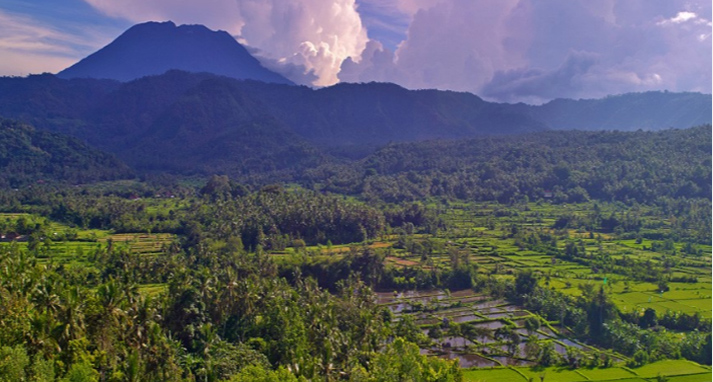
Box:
left=461, top=322, right=492, bottom=345
left=0, top=345, right=29, bottom=382
left=515, top=271, right=538, bottom=301
left=368, top=338, right=462, bottom=382
left=227, top=365, right=300, bottom=382
left=657, top=279, right=670, bottom=293
left=538, top=341, right=559, bottom=367
left=565, top=346, right=584, bottom=369
left=629, top=350, right=650, bottom=367
left=524, top=316, right=541, bottom=334
left=525, top=335, right=541, bottom=360
left=586, top=287, right=615, bottom=340
left=640, top=308, right=657, bottom=329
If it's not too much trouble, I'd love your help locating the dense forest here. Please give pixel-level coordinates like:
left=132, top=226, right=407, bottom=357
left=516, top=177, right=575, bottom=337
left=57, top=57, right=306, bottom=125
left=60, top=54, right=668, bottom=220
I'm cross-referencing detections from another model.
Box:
left=0, top=72, right=709, bottom=176
left=311, top=125, right=712, bottom=204
left=0, top=118, right=131, bottom=188
left=0, top=104, right=709, bottom=380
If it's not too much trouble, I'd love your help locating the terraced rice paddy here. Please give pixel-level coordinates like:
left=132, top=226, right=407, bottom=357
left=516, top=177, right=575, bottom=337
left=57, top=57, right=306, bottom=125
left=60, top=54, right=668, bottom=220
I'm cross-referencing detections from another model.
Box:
left=377, top=289, right=601, bottom=369
left=371, top=201, right=711, bottom=379
left=379, top=202, right=712, bottom=319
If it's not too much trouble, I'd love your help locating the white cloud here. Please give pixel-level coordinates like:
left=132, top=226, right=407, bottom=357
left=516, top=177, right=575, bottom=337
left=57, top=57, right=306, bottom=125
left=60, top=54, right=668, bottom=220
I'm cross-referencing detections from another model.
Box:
left=342, top=0, right=712, bottom=102
left=666, top=11, right=697, bottom=24
left=83, top=0, right=368, bottom=86
left=342, top=1, right=523, bottom=92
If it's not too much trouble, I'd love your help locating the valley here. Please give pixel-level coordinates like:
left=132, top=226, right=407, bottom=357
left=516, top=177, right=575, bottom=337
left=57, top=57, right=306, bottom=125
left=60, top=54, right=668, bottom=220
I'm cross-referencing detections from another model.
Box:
left=0, top=14, right=710, bottom=381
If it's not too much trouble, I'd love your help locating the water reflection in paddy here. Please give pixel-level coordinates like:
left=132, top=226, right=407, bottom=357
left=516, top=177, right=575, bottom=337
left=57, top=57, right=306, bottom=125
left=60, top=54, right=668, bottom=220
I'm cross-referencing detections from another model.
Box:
left=436, top=351, right=499, bottom=368
left=452, top=314, right=480, bottom=323
left=474, top=320, right=504, bottom=330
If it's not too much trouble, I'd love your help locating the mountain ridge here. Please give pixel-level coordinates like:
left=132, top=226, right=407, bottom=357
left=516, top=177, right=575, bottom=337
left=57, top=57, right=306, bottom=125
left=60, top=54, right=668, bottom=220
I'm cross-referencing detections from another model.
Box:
left=0, top=71, right=710, bottom=176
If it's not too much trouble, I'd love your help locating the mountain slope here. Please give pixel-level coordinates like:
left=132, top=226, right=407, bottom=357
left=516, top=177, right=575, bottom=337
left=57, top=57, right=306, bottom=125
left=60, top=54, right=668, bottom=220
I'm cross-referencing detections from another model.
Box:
left=0, top=118, right=132, bottom=187
left=57, top=21, right=293, bottom=85
left=121, top=78, right=325, bottom=175
left=308, top=125, right=712, bottom=204
left=0, top=71, right=710, bottom=177
left=524, top=91, right=711, bottom=131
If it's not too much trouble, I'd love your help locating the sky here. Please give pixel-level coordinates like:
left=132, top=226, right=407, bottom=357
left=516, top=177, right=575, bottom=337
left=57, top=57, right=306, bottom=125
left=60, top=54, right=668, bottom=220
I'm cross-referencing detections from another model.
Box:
left=0, top=0, right=710, bottom=103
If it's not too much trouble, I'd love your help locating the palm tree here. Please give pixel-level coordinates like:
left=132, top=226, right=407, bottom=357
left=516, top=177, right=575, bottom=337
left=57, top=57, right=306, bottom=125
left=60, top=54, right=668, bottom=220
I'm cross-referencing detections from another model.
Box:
left=97, top=279, right=127, bottom=329
left=32, top=280, right=61, bottom=316
left=52, top=286, right=86, bottom=360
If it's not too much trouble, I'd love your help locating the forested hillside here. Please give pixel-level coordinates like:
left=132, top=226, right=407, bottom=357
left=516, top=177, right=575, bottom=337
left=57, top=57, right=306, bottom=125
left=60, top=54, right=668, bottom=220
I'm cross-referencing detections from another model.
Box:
left=0, top=118, right=131, bottom=187
left=308, top=125, right=712, bottom=204
left=0, top=72, right=708, bottom=176
left=525, top=92, right=711, bottom=131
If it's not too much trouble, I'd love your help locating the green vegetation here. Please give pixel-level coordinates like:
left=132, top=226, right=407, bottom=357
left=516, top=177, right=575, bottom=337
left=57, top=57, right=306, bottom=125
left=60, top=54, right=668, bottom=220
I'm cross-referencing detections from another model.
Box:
left=463, top=359, right=711, bottom=382
left=0, top=124, right=709, bottom=381
left=0, top=118, right=131, bottom=187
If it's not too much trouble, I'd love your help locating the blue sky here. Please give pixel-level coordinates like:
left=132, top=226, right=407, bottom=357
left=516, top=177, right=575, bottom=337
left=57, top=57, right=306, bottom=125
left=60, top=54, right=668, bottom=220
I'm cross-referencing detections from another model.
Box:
left=1, top=0, right=710, bottom=103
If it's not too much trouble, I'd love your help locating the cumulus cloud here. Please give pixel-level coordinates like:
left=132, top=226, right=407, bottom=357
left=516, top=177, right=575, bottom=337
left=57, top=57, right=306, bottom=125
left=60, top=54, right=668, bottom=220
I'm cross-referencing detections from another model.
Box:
left=481, top=51, right=599, bottom=103
left=342, top=0, right=712, bottom=102
left=339, top=40, right=399, bottom=83
left=83, top=0, right=368, bottom=86
left=659, top=11, right=698, bottom=25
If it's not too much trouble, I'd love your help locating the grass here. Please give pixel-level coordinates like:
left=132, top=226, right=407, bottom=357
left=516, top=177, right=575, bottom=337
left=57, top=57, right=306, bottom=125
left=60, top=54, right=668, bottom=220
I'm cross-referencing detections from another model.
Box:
left=628, top=360, right=711, bottom=378
left=517, top=367, right=588, bottom=381
left=576, top=366, right=638, bottom=380
left=463, top=367, right=527, bottom=382
left=464, top=361, right=712, bottom=382
left=663, top=373, right=713, bottom=382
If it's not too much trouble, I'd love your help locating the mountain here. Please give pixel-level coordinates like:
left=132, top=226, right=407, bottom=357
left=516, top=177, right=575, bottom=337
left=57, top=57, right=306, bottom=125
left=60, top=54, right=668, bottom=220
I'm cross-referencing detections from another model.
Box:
left=0, top=72, right=549, bottom=163
left=523, top=91, right=712, bottom=131
left=0, top=71, right=710, bottom=177
left=57, top=21, right=293, bottom=85
left=0, top=118, right=132, bottom=187
left=212, top=80, right=547, bottom=146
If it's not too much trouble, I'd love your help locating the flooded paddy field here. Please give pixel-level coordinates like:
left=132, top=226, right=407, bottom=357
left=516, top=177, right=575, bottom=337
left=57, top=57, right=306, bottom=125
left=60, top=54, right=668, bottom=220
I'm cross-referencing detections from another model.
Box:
left=377, top=288, right=603, bottom=368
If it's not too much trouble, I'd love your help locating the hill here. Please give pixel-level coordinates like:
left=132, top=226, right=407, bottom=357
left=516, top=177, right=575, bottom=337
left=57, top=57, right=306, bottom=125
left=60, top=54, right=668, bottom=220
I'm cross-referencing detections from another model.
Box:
left=0, top=118, right=132, bottom=187
left=57, top=21, right=293, bottom=85
left=308, top=125, right=712, bottom=204
left=0, top=71, right=709, bottom=176
left=0, top=72, right=548, bottom=174
left=524, top=91, right=712, bottom=131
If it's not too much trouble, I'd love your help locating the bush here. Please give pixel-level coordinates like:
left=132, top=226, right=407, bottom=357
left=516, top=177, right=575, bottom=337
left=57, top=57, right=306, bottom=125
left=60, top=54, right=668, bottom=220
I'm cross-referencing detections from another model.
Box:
left=628, top=350, right=650, bottom=367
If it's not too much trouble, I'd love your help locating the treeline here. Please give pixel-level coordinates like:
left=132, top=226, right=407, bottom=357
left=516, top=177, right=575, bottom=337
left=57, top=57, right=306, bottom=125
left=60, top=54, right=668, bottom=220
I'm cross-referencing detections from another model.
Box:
left=0, top=181, right=388, bottom=252
left=186, top=182, right=386, bottom=250
left=2, top=114, right=710, bottom=214
left=306, top=125, right=711, bottom=205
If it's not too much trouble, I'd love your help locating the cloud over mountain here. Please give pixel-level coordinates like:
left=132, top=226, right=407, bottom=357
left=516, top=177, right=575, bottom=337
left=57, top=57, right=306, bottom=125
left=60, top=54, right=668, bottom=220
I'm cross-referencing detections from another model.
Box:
left=344, top=0, right=712, bottom=103
left=83, top=0, right=368, bottom=86
left=2, top=0, right=709, bottom=103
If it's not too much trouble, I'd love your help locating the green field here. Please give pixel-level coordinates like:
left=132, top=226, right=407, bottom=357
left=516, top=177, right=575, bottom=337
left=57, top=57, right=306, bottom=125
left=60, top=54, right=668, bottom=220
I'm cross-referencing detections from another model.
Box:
left=464, top=360, right=712, bottom=382
left=366, top=202, right=713, bottom=319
